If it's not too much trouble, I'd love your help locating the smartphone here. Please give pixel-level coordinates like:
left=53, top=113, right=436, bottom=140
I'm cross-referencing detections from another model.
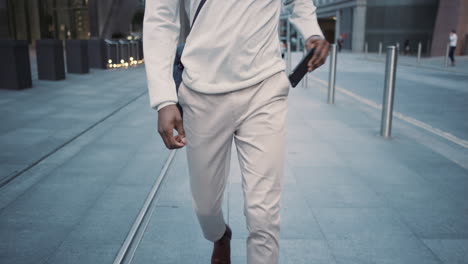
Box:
left=288, top=48, right=315, bottom=88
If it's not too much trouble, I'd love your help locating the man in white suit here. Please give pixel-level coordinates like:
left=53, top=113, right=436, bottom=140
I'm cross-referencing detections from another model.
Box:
left=143, top=0, right=329, bottom=263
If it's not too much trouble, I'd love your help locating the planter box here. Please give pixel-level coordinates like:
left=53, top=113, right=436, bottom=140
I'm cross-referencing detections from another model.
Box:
left=36, top=39, right=65, bottom=80
left=66, top=39, right=89, bottom=74
left=0, top=39, right=32, bottom=90
left=118, top=39, right=130, bottom=63
left=88, top=38, right=107, bottom=69
left=136, top=39, right=144, bottom=60
left=105, top=39, right=119, bottom=66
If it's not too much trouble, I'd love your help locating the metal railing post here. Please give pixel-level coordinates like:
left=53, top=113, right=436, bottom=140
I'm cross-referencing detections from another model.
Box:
left=417, top=42, right=422, bottom=64
left=380, top=46, right=398, bottom=138
left=364, top=42, right=368, bottom=57
left=328, top=44, right=337, bottom=104
left=444, top=43, right=450, bottom=68
left=302, top=37, right=307, bottom=88
left=286, top=19, right=291, bottom=74
left=378, top=42, right=382, bottom=56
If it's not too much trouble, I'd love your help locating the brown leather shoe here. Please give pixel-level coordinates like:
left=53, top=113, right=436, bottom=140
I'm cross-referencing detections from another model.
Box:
left=211, top=225, right=232, bottom=264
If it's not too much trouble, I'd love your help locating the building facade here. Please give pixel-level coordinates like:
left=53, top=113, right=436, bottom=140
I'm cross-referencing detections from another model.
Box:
left=315, top=0, right=441, bottom=55
left=0, top=0, right=144, bottom=44
left=431, top=0, right=468, bottom=56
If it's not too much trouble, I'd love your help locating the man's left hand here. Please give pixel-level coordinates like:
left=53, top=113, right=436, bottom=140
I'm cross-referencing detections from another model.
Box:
left=305, top=36, right=330, bottom=72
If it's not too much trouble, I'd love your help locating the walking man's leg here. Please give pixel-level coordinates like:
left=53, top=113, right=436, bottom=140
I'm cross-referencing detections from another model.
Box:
left=234, top=72, right=289, bottom=264
left=179, top=82, right=234, bottom=263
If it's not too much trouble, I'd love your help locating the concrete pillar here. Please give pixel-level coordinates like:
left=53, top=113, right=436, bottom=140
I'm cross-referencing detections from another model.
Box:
left=352, top=5, right=367, bottom=52
left=88, top=0, right=100, bottom=37
left=0, top=0, right=10, bottom=38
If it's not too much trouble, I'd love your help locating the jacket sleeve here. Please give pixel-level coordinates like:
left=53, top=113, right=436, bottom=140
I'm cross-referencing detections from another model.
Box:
left=143, top=0, right=181, bottom=111
left=283, top=0, right=324, bottom=40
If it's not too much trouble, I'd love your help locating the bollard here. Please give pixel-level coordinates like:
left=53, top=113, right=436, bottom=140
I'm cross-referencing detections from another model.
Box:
left=364, top=42, right=368, bottom=57
left=328, top=44, right=337, bottom=104
left=396, top=42, right=400, bottom=53
left=379, top=42, right=383, bottom=56
left=286, top=19, right=291, bottom=74
left=444, top=43, right=450, bottom=68
left=302, top=38, right=307, bottom=88
left=380, top=46, right=398, bottom=138
left=417, top=42, right=422, bottom=64
left=304, top=45, right=309, bottom=88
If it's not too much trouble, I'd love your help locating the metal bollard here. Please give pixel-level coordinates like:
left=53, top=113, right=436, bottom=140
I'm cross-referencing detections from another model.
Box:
left=286, top=19, right=291, bottom=74
left=302, top=38, right=307, bottom=88
left=444, top=43, right=450, bottom=68
left=379, top=42, right=383, bottom=56
left=380, top=46, right=398, bottom=138
left=364, top=42, right=368, bottom=57
left=328, top=44, right=337, bottom=104
left=396, top=42, right=400, bottom=53
left=417, top=42, right=422, bottom=64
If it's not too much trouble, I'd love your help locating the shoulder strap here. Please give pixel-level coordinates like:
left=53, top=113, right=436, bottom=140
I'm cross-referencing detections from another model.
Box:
left=191, top=0, right=207, bottom=27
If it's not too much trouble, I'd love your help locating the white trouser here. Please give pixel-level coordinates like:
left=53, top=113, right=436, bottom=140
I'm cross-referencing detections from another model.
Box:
left=178, top=71, right=289, bottom=264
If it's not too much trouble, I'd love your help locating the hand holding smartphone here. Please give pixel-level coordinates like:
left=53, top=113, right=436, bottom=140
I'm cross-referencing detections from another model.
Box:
left=288, top=48, right=315, bottom=88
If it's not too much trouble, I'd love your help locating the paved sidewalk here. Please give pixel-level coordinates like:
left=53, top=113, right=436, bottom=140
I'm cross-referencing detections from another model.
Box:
left=0, top=65, right=171, bottom=264
left=362, top=52, right=468, bottom=75
left=130, top=72, right=468, bottom=263
left=0, top=54, right=467, bottom=263
left=0, top=64, right=148, bottom=186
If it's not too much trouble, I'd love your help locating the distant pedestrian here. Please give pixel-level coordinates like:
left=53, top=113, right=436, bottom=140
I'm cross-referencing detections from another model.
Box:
left=404, top=39, right=410, bottom=55
left=281, top=41, right=286, bottom=58
left=337, top=37, right=343, bottom=52
left=449, top=30, right=458, bottom=66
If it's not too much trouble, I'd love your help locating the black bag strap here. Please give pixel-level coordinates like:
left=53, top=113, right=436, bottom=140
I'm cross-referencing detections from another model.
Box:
left=191, top=0, right=207, bottom=27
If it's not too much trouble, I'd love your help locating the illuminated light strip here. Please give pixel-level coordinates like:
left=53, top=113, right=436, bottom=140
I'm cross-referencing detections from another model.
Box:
left=311, top=76, right=468, bottom=149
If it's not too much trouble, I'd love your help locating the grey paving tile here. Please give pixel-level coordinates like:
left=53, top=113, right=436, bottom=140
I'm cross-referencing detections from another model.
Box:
left=328, top=234, right=441, bottom=264
left=396, top=206, right=468, bottom=239
left=280, top=187, right=325, bottom=239
left=374, top=181, right=466, bottom=210
left=139, top=206, right=203, bottom=243
left=62, top=184, right=151, bottom=245
left=231, top=238, right=336, bottom=264
left=0, top=182, right=102, bottom=225
left=352, top=160, right=428, bottom=189
left=45, top=242, right=120, bottom=264
left=132, top=206, right=211, bottom=264
left=423, top=239, right=468, bottom=264
left=313, top=208, right=413, bottom=239
left=0, top=164, right=21, bottom=184
left=0, top=218, right=71, bottom=264
left=0, top=128, right=52, bottom=148
left=280, top=239, right=336, bottom=264
left=132, top=240, right=211, bottom=264
left=115, top=152, right=169, bottom=187
left=292, top=166, right=365, bottom=186
left=301, top=183, right=386, bottom=208
left=287, top=146, right=345, bottom=167
left=154, top=153, right=193, bottom=207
